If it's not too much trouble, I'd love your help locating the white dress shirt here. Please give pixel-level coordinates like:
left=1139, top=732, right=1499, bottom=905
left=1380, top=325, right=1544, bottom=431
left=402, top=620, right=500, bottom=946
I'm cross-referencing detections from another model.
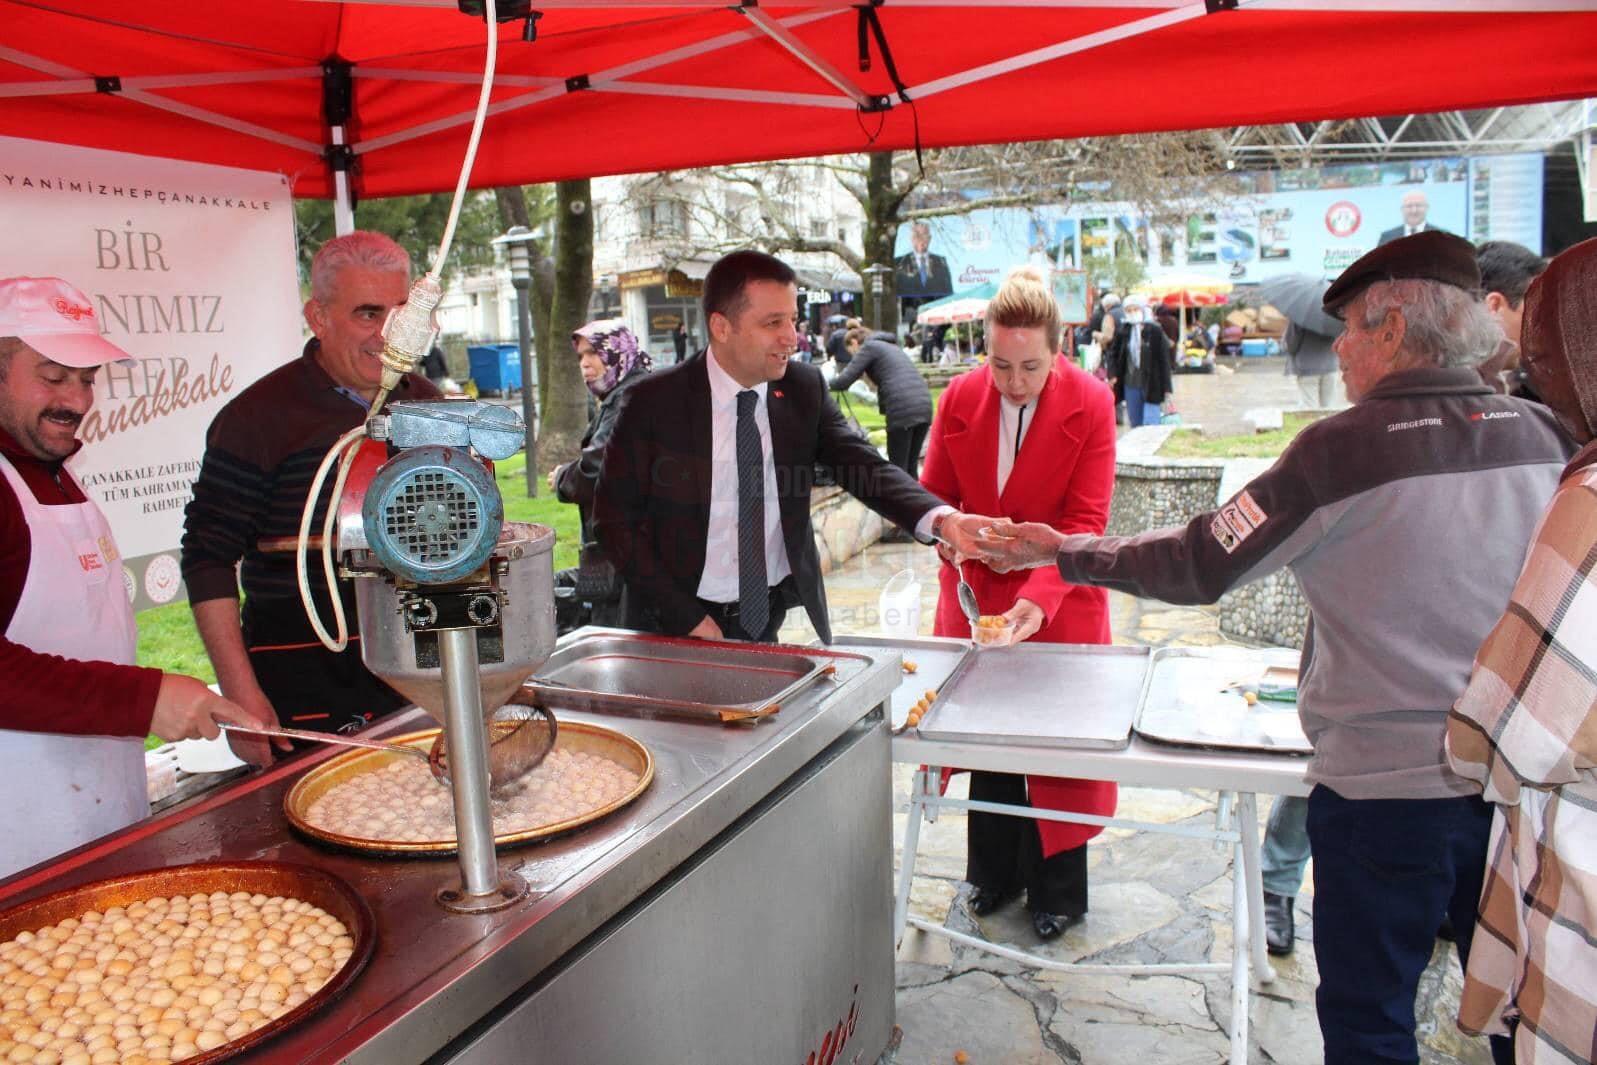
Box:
left=697, top=348, right=792, bottom=602
left=996, top=394, right=1037, bottom=496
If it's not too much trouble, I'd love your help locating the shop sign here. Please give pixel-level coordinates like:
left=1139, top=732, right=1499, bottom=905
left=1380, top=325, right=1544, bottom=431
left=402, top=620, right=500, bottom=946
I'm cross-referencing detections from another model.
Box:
left=664, top=273, right=703, bottom=298
left=650, top=313, right=683, bottom=331
left=618, top=267, right=667, bottom=290
left=800, top=288, right=832, bottom=304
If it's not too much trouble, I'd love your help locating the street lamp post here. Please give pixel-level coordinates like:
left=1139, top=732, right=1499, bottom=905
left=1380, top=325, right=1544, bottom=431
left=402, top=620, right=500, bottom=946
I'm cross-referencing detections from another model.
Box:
left=501, top=225, right=538, bottom=497
left=863, top=263, right=891, bottom=332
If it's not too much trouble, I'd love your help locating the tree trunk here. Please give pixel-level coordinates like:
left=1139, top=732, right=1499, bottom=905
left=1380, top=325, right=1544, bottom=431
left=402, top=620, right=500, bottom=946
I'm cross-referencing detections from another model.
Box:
left=540, top=179, right=594, bottom=466
left=862, top=152, right=902, bottom=336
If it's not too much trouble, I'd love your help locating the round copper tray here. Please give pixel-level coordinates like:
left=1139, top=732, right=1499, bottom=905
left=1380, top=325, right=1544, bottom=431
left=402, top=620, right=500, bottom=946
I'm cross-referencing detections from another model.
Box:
left=0, top=860, right=374, bottom=1065
left=284, top=720, right=654, bottom=856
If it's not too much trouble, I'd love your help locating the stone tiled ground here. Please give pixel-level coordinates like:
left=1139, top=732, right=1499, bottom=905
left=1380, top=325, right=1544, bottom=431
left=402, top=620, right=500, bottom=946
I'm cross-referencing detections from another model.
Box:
left=779, top=358, right=1497, bottom=1065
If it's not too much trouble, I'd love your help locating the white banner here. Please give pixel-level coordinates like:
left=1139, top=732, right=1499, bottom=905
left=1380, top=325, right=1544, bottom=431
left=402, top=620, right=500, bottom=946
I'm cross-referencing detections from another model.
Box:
left=0, top=136, right=301, bottom=611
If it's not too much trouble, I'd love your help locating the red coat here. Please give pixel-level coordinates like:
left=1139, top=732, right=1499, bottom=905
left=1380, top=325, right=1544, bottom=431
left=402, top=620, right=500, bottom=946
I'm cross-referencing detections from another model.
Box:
left=921, top=362, right=1118, bottom=855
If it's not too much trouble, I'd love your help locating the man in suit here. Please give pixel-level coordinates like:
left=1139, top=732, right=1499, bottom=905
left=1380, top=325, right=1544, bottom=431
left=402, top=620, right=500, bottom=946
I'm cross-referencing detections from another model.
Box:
left=595, top=250, right=991, bottom=643
left=1378, top=191, right=1447, bottom=246
left=894, top=223, right=954, bottom=300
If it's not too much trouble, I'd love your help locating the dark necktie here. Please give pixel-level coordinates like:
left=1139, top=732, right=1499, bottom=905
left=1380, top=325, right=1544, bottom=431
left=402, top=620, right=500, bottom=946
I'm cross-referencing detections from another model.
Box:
left=1015, top=404, right=1027, bottom=456
left=735, top=389, right=769, bottom=639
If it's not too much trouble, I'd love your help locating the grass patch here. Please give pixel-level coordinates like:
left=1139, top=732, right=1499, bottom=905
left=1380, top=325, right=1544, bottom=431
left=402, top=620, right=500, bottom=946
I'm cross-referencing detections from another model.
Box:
left=495, top=451, right=583, bottom=571
left=1158, top=412, right=1322, bottom=460
left=137, top=601, right=213, bottom=681
left=837, top=385, right=947, bottom=448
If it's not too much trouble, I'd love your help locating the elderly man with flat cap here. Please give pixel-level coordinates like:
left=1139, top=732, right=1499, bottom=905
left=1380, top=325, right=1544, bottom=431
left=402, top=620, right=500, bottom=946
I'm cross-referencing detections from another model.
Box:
left=970, top=232, right=1575, bottom=1065
left=0, top=277, right=264, bottom=880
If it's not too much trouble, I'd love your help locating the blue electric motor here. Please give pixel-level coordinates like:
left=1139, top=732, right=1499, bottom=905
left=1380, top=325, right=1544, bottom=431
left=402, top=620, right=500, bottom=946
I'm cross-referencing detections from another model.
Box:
left=359, top=401, right=524, bottom=585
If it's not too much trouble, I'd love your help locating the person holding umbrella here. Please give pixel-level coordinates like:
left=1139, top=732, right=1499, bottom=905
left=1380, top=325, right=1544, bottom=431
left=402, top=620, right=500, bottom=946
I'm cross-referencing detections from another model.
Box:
left=1256, top=274, right=1345, bottom=410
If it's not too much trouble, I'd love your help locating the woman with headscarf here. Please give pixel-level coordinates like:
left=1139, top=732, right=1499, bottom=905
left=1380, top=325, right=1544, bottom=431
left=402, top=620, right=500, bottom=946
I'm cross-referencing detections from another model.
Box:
left=548, top=320, right=653, bottom=626
left=1446, top=236, right=1597, bottom=1064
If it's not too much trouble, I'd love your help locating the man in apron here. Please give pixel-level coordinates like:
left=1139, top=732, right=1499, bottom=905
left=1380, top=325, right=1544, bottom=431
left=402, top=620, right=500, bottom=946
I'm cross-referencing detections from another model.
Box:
left=0, top=276, right=260, bottom=880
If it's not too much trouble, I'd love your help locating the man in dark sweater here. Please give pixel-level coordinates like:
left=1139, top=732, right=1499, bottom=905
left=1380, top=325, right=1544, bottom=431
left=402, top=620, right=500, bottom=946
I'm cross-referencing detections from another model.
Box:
left=181, top=233, right=439, bottom=755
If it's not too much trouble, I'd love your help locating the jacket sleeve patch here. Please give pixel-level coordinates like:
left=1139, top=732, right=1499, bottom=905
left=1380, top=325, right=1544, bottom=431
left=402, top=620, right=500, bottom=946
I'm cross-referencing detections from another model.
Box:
left=1211, top=514, right=1243, bottom=554
left=1235, top=489, right=1268, bottom=527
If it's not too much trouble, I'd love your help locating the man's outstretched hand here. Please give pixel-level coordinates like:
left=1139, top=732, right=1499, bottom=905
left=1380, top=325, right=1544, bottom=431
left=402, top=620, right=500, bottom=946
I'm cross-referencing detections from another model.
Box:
left=969, top=519, right=1067, bottom=573
left=936, top=512, right=1002, bottom=562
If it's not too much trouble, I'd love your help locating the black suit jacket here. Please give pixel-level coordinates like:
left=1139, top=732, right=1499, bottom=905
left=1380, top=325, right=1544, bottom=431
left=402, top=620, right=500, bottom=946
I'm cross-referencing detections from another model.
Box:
left=894, top=252, right=953, bottom=299
left=593, top=352, right=944, bottom=642
left=1377, top=223, right=1447, bottom=247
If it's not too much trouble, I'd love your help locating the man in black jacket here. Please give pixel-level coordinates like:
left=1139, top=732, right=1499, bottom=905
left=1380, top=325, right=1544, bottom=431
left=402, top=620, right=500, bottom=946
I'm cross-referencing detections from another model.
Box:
left=829, top=327, right=934, bottom=479
left=595, top=251, right=990, bottom=643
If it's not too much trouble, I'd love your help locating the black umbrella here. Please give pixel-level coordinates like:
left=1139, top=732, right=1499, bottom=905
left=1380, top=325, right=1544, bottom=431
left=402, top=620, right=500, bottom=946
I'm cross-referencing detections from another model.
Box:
left=826, top=313, right=850, bottom=327
left=1254, top=274, right=1343, bottom=336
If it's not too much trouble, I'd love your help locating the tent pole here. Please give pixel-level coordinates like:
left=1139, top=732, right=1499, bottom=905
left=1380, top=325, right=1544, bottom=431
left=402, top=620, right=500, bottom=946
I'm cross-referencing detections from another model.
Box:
left=332, top=125, right=355, bottom=235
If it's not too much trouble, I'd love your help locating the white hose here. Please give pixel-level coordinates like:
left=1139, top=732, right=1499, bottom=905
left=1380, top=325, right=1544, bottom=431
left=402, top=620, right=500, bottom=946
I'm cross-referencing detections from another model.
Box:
left=428, top=0, right=498, bottom=283
left=298, top=427, right=366, bottom=652
left=296, top=0, right=499, bottom=650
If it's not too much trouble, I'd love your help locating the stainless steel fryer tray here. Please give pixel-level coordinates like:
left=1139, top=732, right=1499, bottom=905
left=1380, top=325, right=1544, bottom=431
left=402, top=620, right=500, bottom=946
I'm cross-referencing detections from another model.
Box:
left=822, top=635, right=972, bottom=730
left=916, top=643, right=1149, bottom=749
left=522, top=633, right=858, bottom=722
left=1133, top=645, right=1311, bottom=755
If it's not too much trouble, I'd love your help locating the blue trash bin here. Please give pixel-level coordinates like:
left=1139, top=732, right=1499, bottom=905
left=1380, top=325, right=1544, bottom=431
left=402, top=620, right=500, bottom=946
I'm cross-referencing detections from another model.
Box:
left=466, top=343, right=523, bottom=395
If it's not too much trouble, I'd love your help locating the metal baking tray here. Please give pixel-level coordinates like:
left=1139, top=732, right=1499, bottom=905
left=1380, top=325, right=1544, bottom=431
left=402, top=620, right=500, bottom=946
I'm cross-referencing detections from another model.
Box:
left=916, top=643, right=1149, bottom=749
left=284, top=721, right=654, bottom=855
left=0, top=861, right=374, bottom=1064
left=823, top=635, right=972, bottom=731
left=523, top=634, right=845, bottom=723
left=1134, top=646, right=1311, bottom=755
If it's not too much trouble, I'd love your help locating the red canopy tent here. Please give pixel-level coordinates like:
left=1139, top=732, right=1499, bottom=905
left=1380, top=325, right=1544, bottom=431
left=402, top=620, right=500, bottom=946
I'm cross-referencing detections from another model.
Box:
left=3, top=1, right=1597, bottom=206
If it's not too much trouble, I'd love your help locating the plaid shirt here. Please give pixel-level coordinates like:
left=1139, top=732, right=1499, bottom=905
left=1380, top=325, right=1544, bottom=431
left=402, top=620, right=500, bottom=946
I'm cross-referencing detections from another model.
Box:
left=1446, top=445, right=1597, bottom=1058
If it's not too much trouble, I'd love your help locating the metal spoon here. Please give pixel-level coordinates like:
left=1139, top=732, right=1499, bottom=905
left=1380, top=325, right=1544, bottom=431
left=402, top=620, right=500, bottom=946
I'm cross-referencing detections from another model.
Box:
left=955, top=563, right=981, bottom=632
left=220, top=722, right=443, bottom=778
left=222, top=703, right=558, bottom=795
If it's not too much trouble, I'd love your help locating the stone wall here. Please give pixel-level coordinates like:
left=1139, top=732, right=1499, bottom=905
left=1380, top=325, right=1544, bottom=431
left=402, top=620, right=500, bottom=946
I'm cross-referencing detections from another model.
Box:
left=1106, top=427, right=1225, bottom=537
left=1216, top=572, right=1308, bottom=649
left=810, top=484, right=885, bottom=574
left=1111, top=425, right=1309, bottom=649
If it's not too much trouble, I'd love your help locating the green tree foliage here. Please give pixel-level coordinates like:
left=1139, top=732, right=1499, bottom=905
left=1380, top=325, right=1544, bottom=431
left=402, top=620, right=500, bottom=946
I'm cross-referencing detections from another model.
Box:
left=294, top=191, right=503, bottom=288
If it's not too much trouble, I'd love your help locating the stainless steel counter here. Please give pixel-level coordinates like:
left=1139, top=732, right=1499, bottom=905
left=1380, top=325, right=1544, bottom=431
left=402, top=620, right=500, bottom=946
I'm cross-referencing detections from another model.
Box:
left=0, top=629, right=904, bottom=1065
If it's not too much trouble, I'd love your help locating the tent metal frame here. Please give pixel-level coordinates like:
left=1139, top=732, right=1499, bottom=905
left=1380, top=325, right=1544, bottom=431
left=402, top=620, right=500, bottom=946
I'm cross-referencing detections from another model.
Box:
left=3, top=0, right=1596, bottom=224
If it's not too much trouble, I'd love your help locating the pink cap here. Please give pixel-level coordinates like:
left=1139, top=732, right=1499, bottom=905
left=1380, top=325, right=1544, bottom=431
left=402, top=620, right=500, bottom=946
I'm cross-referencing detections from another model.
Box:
left=0, top=277, right=134, bottom=368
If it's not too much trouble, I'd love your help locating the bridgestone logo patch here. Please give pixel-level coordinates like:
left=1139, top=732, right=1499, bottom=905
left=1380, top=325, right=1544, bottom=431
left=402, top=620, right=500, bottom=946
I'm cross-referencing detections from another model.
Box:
left=1387, top=417, right=1443, bottom=432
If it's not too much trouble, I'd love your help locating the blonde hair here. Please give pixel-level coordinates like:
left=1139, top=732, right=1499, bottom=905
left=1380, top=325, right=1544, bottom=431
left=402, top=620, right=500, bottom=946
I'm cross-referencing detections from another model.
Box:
left=986, top=265, right=1061, bottom=353
left=844, top=326, right=871, bottom=349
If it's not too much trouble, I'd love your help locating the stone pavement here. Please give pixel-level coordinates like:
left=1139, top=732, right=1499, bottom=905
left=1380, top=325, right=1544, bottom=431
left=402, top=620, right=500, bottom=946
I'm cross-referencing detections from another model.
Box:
left=1164, top=356, right=1305, bottom=437
left=782, top=538, right=1496, bottom=1065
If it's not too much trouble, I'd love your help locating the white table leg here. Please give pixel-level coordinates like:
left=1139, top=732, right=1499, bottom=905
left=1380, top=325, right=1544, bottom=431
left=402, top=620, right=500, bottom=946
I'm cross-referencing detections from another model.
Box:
left=1237, top=792, right=1273, bottom=984
left=1230, top=827, right=1251, bottom=1065
left=894, top=766, right=933, bottom=945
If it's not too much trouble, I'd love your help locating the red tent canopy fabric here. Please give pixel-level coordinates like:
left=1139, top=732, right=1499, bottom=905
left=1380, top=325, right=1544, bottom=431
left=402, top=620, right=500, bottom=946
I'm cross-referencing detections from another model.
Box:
left=3, top=1, right=1596, bottom=198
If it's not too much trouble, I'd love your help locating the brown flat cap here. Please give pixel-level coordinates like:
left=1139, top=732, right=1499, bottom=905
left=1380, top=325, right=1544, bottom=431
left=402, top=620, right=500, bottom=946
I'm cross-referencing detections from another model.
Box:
left=1322, top=230, right=1481, bottom=316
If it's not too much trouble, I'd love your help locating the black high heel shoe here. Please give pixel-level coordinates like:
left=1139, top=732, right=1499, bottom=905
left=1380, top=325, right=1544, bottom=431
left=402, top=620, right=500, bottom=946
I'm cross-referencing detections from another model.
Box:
left=966, top=884, right=1019, bottom=917
left=1031, top=910, right=1084, bottom=941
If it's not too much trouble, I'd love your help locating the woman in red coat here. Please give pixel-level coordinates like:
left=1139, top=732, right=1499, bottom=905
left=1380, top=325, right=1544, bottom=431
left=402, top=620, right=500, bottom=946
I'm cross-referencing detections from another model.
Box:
left=920, top=267, right=1118, bottom=940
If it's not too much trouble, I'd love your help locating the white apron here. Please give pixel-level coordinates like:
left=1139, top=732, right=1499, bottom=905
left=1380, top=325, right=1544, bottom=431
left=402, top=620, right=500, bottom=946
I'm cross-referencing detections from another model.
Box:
left=0, top=452, right=146, bottom=880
